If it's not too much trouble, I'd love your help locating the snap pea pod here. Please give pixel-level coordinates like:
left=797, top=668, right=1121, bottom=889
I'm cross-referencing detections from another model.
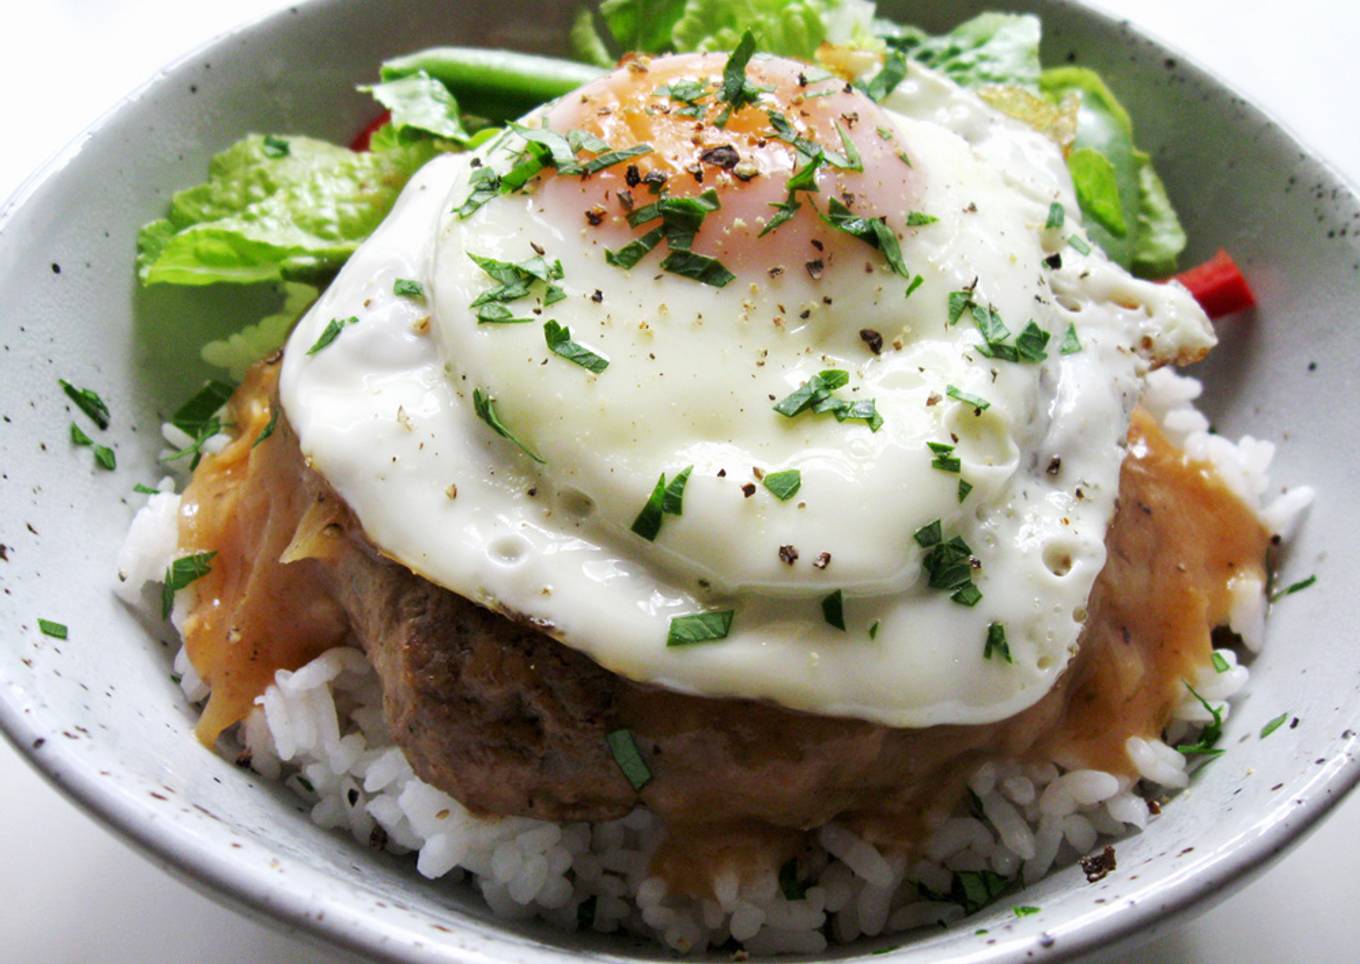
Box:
left=380, top=47, right=607, bottom=122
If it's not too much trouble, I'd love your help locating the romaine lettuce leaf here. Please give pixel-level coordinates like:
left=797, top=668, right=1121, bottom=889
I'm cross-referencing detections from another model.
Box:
left=886, top=13, right=1040, bottom=90
left=671, top=0, right=863, bottom=59
left=599, top=0, right=688, bottom=55
left=360, top=71, right=470, bottom=143
left=1040, top=67, right=1139, bottom=268
left=137, top=134, right=436, bottom=286
left=1132, top=150, right=1187, bottom=278
left=200, top=281, right=317, bottom=379
left=586, top=0, right=875, bottom=60
left=571, top=7, right=616, bottom=68
left=1040, top=66, right=1185, bottom=275
left=1067, top=146, right=1127, bottom=238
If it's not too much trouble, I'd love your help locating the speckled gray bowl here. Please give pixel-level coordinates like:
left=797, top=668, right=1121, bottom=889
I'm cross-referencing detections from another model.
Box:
left=1, top=1, right=1356, bottom=960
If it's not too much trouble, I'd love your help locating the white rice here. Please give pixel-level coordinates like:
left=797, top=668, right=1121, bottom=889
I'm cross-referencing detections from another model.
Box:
left=120, top=370, right=1311, bottom=953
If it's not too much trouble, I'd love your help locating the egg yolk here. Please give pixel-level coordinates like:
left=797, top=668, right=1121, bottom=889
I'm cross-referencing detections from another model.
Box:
left=540, top=52, right=923, bottom=279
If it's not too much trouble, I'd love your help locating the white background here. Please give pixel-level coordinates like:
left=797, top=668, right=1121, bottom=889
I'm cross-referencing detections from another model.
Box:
left=1, top=2, right=1356, bottom=960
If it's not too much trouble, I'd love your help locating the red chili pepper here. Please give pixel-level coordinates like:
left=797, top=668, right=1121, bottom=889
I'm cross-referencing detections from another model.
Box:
left=1174, top=249, right=1256, bottom=319
left=350, top=111, right=391, bottom=152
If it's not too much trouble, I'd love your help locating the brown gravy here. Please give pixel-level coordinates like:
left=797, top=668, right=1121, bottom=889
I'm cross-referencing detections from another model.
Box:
left=177, top=359, right=349, bottom=744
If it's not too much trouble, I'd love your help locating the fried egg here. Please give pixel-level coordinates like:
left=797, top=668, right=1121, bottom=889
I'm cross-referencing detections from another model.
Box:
left=279, top=52, right=1213, bottom=727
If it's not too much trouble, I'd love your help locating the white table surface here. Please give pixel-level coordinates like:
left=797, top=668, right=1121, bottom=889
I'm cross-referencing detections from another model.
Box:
left=1, top=2, right=1356, bottom=960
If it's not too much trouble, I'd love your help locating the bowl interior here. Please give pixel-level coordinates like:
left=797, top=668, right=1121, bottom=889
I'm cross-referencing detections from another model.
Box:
left=1, top=0, right=1357, bottom=960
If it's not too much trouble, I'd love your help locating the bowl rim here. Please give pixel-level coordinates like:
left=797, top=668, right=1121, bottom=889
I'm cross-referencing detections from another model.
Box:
left=2, top=1, right=1358, bottom=961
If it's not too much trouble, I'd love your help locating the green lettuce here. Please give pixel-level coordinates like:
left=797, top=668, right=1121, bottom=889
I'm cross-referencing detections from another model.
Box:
left=571, top=7, right=616, bottom=68
left=199, top=281, right=318, bottom=379
left=1132, top=151, right=1187, bottom=278
left=137, top=134, right=436, bottom=286
left=884, top=12, right=1041, bottom=90
left=580, top=0, right=875, bottom=61
left=360, top=72, right=470, bottom=143
left=1040, top=66, right=1185, bottom=274
left=599, top=0, right=689, bottom=54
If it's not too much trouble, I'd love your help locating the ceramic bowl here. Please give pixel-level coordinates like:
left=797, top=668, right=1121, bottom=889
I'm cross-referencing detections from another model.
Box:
left=0, top=0, right=1355, bottom=959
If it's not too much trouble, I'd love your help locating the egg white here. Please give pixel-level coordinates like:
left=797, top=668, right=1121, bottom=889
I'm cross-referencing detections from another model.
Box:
left=280, top=61, right=1213, bottom=728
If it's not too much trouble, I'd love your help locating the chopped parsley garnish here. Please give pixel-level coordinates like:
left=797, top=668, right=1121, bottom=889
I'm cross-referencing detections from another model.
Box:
left=984, top=622, right=1012, bottom=662
left=566, top=129, right=610, bottom=154
left=306, top=316, right=358, bottom=355
left=822, top=197, right=910, bottom=278
left=457, top=126, right=652, bottom=217
left=605, top=729, right=652, bottom=790
left=472, top=388, right=545, bottom=464
left=762, top=468, right=801, bottom=501
left=631, top=466, right=693, bottom=540
left=37, top=618, right=68, bottom=640
left=581, top=144, right=654, bottom=175
left=958, top=479, right=973, bottom=502
left=779, top=859, right=807, bottom=902
left=70, top=422, right=93, bottom=447
left=952, top=582, right=982, bottom=607
left=631, top=474, right=667, bottom=541
left=1013, top=905, right=1041, bottom=918
left=859, top=48, right=908, bottom=103
left=1045, top=202, right=1065, bottom=230
left=1060, top=322, right=1082, bottom=355
left=133, top=483, right=160, bottom=495
left=905, top=274, right=924, bottom=299
left=1211, top=651, right=1230, bottom=673
left=1176, top=681, right=1225, bottom=758
left=1014, top=321, right=1051, bottom=363
left=869, top=620, right=880, bottom=640
left=913, top=519, right=942, bottom=548
left=953, top=292, right=1048, bottom=363
left=947, top=289, right=974, bottom=326
left=659, top=249, right=735, bottom=288
left=832, top=122, right=863, bottom=172
left=667, top=610, right=735, bottom=647
left=610, top=189, right=733, bottom=284
left=171, top=380, right=235, bottom=437
left=1260, top=712, right=1289, bottom=739
left=821, top=590, right=846, bottom=631
left=59, top=379, right=110, bottom=429
left=716, top=31, right=760, bottom=126
left=760, top=152, right=823, bottom=238
left=93, top=444, right=116, bottom=471
left=161, top=551, right=217, bottom=619
left=906, top=211, right=938, bottom=227
left=262, top=135, right=291, bottom=158
left=1067, top=234, right=1092, bottom=255
left=1270, top=574, right=1316, bottom=602
left=928, top=441, right=961, bottom=473
left=658, top=79, right=711, bottom=105
left=508, top=124, right=580, bottom=171
left=915, top=520, right=983, bottom=605
left=772, top=370, right=882, bottom=431
left=663, top=466, right=693, bottom=515
left=475, top=303, right=533, bottom=324
left=946, top=385, right=990, bottom=412
left=544, top=320, right=609, bottom=373
left=605, top=226, right=665, bottom=269
left=393, top=278, right=424, bottom=299
left=162, top=415, right=224, bottom=471
left=455, top=166, right=501, bottom=218
left=953, top=870, right=1012, bottom=915
left=252, top=408, right=278, bottom=448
